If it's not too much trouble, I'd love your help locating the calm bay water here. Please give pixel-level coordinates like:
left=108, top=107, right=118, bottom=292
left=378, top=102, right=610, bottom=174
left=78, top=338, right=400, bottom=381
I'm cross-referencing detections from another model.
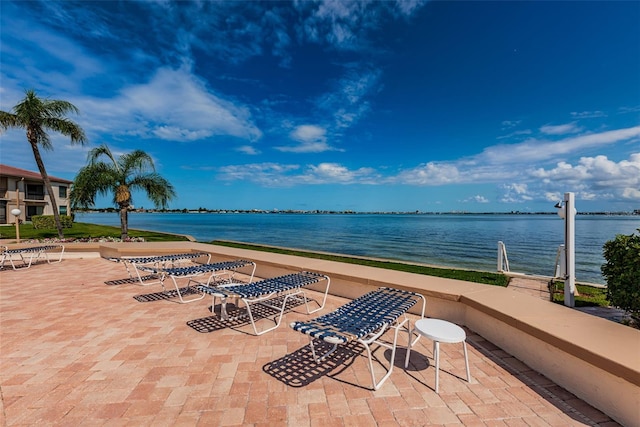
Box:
left=77, top=212, right=639, bottom=284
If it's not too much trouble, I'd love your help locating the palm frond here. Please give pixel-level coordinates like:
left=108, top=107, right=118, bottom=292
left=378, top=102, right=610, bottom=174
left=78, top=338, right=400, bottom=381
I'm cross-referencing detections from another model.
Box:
left=0, top=111, right=19, bottom=130
left=41, top=117, right=87, bottom=144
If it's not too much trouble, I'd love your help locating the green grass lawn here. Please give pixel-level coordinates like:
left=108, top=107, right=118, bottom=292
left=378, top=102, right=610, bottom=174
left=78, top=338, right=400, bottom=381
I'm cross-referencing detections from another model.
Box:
left=210, top=240, right=510, bottom=287
left=0, top=222, right=189, bottom=242
left=549, top=281, right=610, bottom=307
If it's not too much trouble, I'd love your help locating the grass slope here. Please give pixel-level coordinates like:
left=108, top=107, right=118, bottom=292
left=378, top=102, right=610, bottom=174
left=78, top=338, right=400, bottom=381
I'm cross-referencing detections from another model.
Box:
left=211, top=240, right=510, bottom=287
left=0, top=222, right=189, bottom=242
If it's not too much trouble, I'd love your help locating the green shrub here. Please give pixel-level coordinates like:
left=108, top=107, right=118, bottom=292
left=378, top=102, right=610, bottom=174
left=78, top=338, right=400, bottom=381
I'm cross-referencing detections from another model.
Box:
left=32, top=215, right=73, bottom=229
left=601, top=229, right=640, bottom=318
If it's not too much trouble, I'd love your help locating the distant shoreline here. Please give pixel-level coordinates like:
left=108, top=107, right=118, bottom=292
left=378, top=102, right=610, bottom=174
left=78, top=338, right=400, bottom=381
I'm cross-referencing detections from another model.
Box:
left=75, top=209, right=640, bottom=216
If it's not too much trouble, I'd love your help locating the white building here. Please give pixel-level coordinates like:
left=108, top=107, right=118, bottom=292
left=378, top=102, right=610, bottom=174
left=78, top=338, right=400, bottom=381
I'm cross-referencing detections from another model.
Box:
left=0, top=164, right=73, bottom=224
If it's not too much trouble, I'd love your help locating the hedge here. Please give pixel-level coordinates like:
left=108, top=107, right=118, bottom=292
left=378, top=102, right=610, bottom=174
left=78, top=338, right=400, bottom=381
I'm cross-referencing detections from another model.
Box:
left=32, top=215, right=73, bottom=229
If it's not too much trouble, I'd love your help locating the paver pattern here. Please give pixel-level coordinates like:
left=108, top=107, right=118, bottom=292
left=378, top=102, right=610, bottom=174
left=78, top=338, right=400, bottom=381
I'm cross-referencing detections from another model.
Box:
left=0, top=257, right=619, bottom=426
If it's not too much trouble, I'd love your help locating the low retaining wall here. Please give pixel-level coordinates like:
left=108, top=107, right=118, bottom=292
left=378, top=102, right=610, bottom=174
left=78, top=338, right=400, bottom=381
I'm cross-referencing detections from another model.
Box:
left=24, top=241, right=638, bottom=426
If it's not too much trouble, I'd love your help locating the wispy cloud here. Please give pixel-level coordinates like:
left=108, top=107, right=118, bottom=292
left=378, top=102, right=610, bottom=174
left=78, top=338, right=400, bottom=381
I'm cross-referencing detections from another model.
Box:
left=497, top=129, right=532, bottom=140
left=218, top=124, right=640, bottom=204
left=76, top=66, right=262, bottom=143
left=237, top=145, right=260, bottom=155
left=570, top=110, right=606, bottom=119
left=276, top=125, right=340, bottom=153
left=501, top=120, right=521, bottom=130
left=295, top=1, right=426, bottom=51
left=618, top=105, right=640, bottom=114
left=316, top=66, right=382, bottom=130
left=464, top=195, right=490, bottom=203
left=480, top=126, right=640, bottom=164
left=217, top=162, right=380, bottom=186
left=539, top=122, right=583, bottom=135
left=499, top=183, right=533, bottom=203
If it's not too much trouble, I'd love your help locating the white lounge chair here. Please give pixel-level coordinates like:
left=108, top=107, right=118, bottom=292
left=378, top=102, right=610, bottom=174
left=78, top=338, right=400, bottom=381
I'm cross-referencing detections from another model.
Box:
left=138, top=260, right=257, bottom=303
left=107, top=252, right=212, bottom=285
left=290, top=287, right=425, bottom=390
left=1, top=244, right=65, bottom=270
left=198, top=271, right=331, bottom=335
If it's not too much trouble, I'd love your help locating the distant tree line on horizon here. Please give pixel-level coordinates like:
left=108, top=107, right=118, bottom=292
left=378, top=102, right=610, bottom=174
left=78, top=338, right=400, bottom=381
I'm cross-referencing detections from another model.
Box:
left=74, top=207, right=640, bottom=216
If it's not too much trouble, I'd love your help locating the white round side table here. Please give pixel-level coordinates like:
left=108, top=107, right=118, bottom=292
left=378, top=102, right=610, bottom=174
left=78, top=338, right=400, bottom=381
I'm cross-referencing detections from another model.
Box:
left=405, top=318, right=471, bottom=393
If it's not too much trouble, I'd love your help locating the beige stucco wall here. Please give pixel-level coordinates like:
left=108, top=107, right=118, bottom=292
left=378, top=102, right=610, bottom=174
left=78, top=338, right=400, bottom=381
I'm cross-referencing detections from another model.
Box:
left=1, top=176, right=71, bottom=223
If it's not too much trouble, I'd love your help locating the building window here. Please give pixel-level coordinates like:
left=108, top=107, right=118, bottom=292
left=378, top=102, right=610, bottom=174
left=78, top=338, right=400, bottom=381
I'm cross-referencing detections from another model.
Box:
left=0, top=200, right=6, bottom=224
left=27, top=205, right=44, bottom=220
left=59, top=206, right=68, bottom=215
left=26, top=184, right=45, bottom=200
left=59, top=186, right=67, bottom=198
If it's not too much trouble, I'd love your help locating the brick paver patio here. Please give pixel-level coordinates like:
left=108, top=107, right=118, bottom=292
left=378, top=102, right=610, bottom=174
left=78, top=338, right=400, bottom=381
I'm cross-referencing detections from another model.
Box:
left=0, top=257, right=619, bottom=426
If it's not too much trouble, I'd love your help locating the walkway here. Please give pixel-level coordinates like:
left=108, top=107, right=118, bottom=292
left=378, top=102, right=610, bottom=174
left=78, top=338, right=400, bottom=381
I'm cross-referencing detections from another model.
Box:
left=0, top=258, right=619, bottom=426
left=506, top=276, right=630, bottom=323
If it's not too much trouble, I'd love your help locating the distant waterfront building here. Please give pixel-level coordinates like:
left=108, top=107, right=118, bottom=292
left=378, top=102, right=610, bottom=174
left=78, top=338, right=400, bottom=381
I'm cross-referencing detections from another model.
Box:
left=0, top=164, right=72, bottom=224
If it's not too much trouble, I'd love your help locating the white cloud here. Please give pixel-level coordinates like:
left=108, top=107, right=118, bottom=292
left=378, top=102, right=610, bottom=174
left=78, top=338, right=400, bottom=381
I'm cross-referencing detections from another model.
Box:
left=622, top=187, right=640, bottom=199
left=500, top=183, right=533, bottom=203
left=480, top=126, right=640, bottom=164
left=539, top=122, right=583, bottom=135
left=532, top=154, right=640, bottom=200
left=276, top=124, right=340, bottom=153
left=315, top=66, right=382, bottom=130
left=217, top=163, right=301, bottom=186
left=618, top=105, right=640, bottom=114
left=465, top=195, right=489, bottom=203
left=501, top=120, right=521, bottom=130
left=217, top=162, right=380, bottom=186
left=291, top=125, right=326, bottom=143
left=544, top=192, right=563, bottom=203
left=303, top=163, right=378, bottom=184
left=497, top=129, right=532, bottom=140
left=296, top=1, right=426, bottom=50
left=570, top=111, right=606, bottom=119
left=77, top=66, right=263, bottom=143
left=395, top=162, right=463, bottom=185
left=237, top=145, right=260, bottom=155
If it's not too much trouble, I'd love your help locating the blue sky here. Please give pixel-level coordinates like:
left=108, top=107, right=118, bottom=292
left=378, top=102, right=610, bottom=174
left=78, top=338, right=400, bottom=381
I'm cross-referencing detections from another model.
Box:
left=1, top=0, right=639, bottom=212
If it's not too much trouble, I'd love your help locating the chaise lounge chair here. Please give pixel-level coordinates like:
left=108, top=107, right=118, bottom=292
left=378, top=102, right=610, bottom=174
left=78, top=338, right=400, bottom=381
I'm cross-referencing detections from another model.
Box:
left=107, top=252, right=212, bottom=285
left=197, top=271, right=331, bottom=335
left=137, top=259, right=257, bottom=303
left=1, top=244, right=65, bottom=270
left=289, top=287, right=425, bottom=390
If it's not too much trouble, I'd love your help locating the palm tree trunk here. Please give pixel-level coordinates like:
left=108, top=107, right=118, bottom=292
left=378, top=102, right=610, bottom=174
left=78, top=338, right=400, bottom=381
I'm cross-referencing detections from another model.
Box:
left=28, top=136, right=64, bottom=239
left=119, top=205, right=129, bottom=240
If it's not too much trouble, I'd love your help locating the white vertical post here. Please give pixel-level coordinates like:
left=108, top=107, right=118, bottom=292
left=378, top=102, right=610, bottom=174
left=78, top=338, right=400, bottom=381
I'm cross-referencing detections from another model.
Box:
left=497, top=241, right=504, bottom=272
left=564, top=192, right=575, bottom=307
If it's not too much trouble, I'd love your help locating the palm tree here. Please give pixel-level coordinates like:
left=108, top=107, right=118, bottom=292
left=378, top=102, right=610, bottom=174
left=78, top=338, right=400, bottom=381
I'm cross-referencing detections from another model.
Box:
left=71, top=144, right=176, bottom=240
left=0, top=89, right=87, bottom=239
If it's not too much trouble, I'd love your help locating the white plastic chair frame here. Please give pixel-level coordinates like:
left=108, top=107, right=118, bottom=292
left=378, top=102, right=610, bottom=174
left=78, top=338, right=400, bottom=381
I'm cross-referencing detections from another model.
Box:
left=199, top=271, right=331, bottom=335
left=109, top=252, right=212, bottom=286
left=290, top=287, right=426, bottom=390
left=140, top=260, right=257, bottom=304
left=1, top=245, right=65, bottom=270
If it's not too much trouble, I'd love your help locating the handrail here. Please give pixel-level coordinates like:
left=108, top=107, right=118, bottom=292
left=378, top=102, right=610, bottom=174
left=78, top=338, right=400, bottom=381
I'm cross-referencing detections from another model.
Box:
left=497, top=241, right=510, bottom=272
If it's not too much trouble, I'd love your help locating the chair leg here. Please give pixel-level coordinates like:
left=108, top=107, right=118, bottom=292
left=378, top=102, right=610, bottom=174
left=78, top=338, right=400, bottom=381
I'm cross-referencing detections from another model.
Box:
left=404, top=325, right=421, bottom=369
left=404, top=328, right=412, bottom=369
left=463, top=340, right=471, bottom=383
left=434, top=340, right=440, bottom=393
left=172, top=277, right=205, bottom=303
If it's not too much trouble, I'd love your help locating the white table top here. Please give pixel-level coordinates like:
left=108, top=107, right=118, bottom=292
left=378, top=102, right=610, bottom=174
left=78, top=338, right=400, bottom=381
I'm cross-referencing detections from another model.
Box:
left=414, top=318, right=466, bottom=343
